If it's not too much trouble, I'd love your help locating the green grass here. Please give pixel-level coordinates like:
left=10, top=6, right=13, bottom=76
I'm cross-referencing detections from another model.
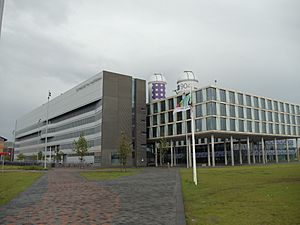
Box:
left=80, top=169, right=140, bottom=181
left=0, top=172, right=43, bottom=206
left=180, top=163, right=300, bottom=225
left=1, top=165, right=47, bottom=170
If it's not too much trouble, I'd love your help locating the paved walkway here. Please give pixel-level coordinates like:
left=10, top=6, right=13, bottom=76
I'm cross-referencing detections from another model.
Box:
left=0, top=168, right=185, bottom=225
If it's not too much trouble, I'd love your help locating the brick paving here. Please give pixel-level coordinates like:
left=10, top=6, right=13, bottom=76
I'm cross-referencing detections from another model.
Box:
left=0, top=168, right=185, bottom=225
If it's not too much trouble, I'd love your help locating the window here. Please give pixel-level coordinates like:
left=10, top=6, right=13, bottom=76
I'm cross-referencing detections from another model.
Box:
left=160, top=114, right=165, bottom=124
left=176, top=123, right=182, bottom=134
left=285, top=103, right=290, bottom=113
left=196, top=90, right=203, bottom=103
left=262, top=122, right=267, bottom=133
left=207, top=102, right=216, bottom=115
left=291, top=105, right=295, bottom=114
left=229, top=105, right=235, bottom=117
left=274, top=101, right=278, bottom=111
left=230, top=119, right=236, bottom=131
left=153, top=115, right=157, bottom=125
left=168, top=124, right=173, bottom=135
left=287, top=125, right=291, bottom=135
left=168, top=99, right=174, bottom=110
left=229, top=91, right=235, bottom=104
left=196, top=105, right=203, bottom=117
left=238, top=93, right=244, bottom=105
left=254, top=97, right=259, bottom=108
left=147, top=105, right=151, bottom=115
left=168, top=112, right=173, bottom=122
left=220, top=89, right=226, bottom=102
left=195, top=119, right=202, bottom=132
left=221, top=118, right=226, bottom=130
left=274, top=112, right=279, bottom=123
left=238, top=107, right=244, bottom=118
left=247, top=121, right=252, bottom=132
left=160, top=126, right=165, bottom=136
left=261, top=110, right=266, bottom=121
left=238, top=120, right=244, bottom=132
left=177, top=112, right=183, bottom=121
left=261, top=98, right=266, bottom=109
left=268, top=123, right=273, bottom=134
left=177, top=96, right=182, bottom=105
left=152, top=127, right=157, bottom=137
left=286, top=114, right=290, bottom=124
left=207, top=87, right=216, bottom=100
left=280, top=102, right=284, bottom=112
left=297, top=106, right=300, bottom=115
left=206, top=117, right=216, bottom=130
left=161, top=101, right=166, bottom=111
left=275, top=124, right=279, bottom=134
left=246, top=95, right=251, bottom=106
left=280, top=114, right=285, bottom=123
left=255, top=122, right=260, bottom=133
left=153, top=103, right=158, bottom=113
left=246, top=108, right=252, bottom=119
left=220, top=103, right=227, bottom=116
left=267, top=100, right=272, bottom=110
left=254, top=109, right=259, bottom=120
left=267, top=112, right=273, bottom=122
left=186, top=110, right=191, bottom=119
left=281, top=124, right=285, bottom=134
left=291, top=115, right=296, bottom=124
left=187, top=121, right=191, bottom=133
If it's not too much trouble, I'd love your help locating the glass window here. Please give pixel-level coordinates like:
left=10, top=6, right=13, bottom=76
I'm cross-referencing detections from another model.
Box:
left=186, top=110, right=191, bottom=120
left=275, top=124, right=279, bottom=134
left=160, top=126, right=165, bottom=136
left=281, top=124, right=285, bottom=134
left=262, top=122, right=267, bottom=133
left=287, top=125, right=291, bottom=135
left=254, top=109, right=259, bottom=120
left=267, top=100, right=272, bottom=110
left=153, top=103, right=158, bottom=113
left=196, top=105, right=203, bottom=117
left=280, top=113, right=285, bottom=123
left=298, top=116, right=300, bottom=125
left=153, top=115, right=157, bottom=125
left=220, top=103, right=227, bottom=116
left=291, top=105, right=295, bottom=114
left=187, top=121, right=191, bottom=133
left=247, top=121, right=252, bottom=132
left=274, top=101, right=278, bottom=111
left=261, top=98, right=266, bottom=109
left=161, top=101, right=166, bottom=111
left=253, top=97, right=259, bottom=108
left=207, top=102, right=216, bottom=115
left=238, top=106, right=244, bottom=118
left=286, top=114, right=290, bottom=124
left=207, top=87, right=216, bottom=100
left=195, top=119, right=202, bottom=132
left=146, top=117, right=150, bottom=126
left=206, top=117, right=216, bottom=130
left=229, top=105, right=235, bottom=117
left=168, top=99, right=174, bottom=110
left=196, top=90, right=203, bottom=103
left=267, top=112, right=273, bottom=122
left=255, top=122, right=260, bottom=133
left=176, top=123, right=182, bottom=134
left=238, top=120, right=244, bottom=132
left=177, top=96, right=182, bottom=105
left=261, top=110, right=266, bottom=121
left=160, top=114, right=165, bottom=124
left=297, top=106, right=300, bottom=115
left=274, top=112, right=279, bottom=122
left=230, top=119, right=236, bottom=131
left=220, top=89, right=226, bottom=102
left=291, top=115, right=296, bottom=124
left=238, top=93, right=244, bottom=105
left=268, top=123, right=273, bottom=134
left=229, top=91, right=235, bottom=104
left=168, top=111, right=173, bottom=122
left=246, top=95, right=251, bottom=106
left=285, top=103, right=290, bottom=113
left=152, top=127, right=157, bottom=137
left=246, top=108, right=252, bottom=119
left=168, top=124, right=173, bottom=135
left=147, top=105, right=151, bottom=115
left=280, top=102, right=284, bottom=112
left=221, top=118, right=226, bottom=130
left=177, top=112, right=183, bottom=121
left=292, top=126, right=296, bottom=135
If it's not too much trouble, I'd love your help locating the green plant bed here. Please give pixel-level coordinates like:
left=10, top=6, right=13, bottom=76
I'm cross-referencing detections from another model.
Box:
left=80, top=170, right=139, bottom=181
left=180, top=164, right=300, bottom=225
left=0, top=172, right=42, bottom=206
left=1, top=165, right=47, bottom=170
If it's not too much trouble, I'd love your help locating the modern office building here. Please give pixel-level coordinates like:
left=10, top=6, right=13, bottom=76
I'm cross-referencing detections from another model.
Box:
left=14, top=71, right=147, bottom=167
left=147, top=73, right=300, bottom=167
left=0, top=0, right=4, bottom=37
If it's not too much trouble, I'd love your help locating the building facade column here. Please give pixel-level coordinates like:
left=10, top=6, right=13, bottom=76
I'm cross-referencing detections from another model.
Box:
left=155, top=142, right=158, bottom=167
left=274, top=138, right=278, bottom=163
left=252, top=142, right=256, bottom=164
left=211, top=134, right=215, bottom=167
left=239, top=140, right=242, bottom=165
left=224, top=139, right=228, bottom=166
left=170, top=140, right=173, bottom=167
left=207, top=141, right=211, bottom=167
left=247, top=137, right=251, bottom=165
left=174, top=144, right=177, bottom=166
left=286, top=139, right=290, bottom=162
left=230, top=136, right=234, bottom=166
left=261, top=137, right=265, bottom=164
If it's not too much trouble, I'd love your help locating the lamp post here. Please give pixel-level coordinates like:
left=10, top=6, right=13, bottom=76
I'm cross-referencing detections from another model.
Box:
left=44, top=91, right=51, bottom=169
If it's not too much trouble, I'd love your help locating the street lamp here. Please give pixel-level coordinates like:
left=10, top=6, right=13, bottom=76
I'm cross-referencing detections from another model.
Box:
left=44, top=91, right=51, bottom=169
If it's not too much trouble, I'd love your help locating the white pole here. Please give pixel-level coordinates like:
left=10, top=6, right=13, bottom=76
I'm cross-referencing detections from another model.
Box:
left=191, top=90, right=197, bottom=186
left=275, top=138, right=278, bottom=163
left=171, top=140, right=173, bottom=167
left=211, top=134, right=215, bottom=167
left=44, top=91, right=51, bottom=169
left=207, top=142, right=211, bottom=167
left=189, top=136, right=192, bottom=167
left=230, top=136, right=234, bottom=166
left=261, top=137, right=265, bottom=164
left=286, top=139, right=290, bottom=162
left=224, top=139, right=227, bottom=166
left=247, top=137, right=251, bottom=165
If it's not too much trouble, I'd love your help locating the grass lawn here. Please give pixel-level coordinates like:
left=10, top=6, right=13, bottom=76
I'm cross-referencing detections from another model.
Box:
left=1, top=165, right=46, bottom=170
left=180, top=163, right=300, bottom=225
left=80, top=169, right=141, bottom=181
left=0, top=172, right=43, bottom=206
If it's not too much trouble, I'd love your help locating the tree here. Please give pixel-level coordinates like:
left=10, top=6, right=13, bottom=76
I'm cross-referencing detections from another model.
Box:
left=73, top=133, right=88, bottom=163
left=118, top=132, right=132, bottom=171
left=17, top=153, right=25, bottom=161
left=37, top=151, right=43, bottom=160
left=54, top=150, right=64, bottom=163
left=159, top=138, right=169, bottom=166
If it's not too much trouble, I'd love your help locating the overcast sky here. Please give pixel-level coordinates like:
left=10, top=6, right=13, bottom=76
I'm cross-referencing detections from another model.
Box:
left=0, top=0, right=299, bottom=140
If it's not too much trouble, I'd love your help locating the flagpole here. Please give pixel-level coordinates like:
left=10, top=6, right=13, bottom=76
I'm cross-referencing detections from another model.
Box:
left=190, top=88, right=197, bottom=186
